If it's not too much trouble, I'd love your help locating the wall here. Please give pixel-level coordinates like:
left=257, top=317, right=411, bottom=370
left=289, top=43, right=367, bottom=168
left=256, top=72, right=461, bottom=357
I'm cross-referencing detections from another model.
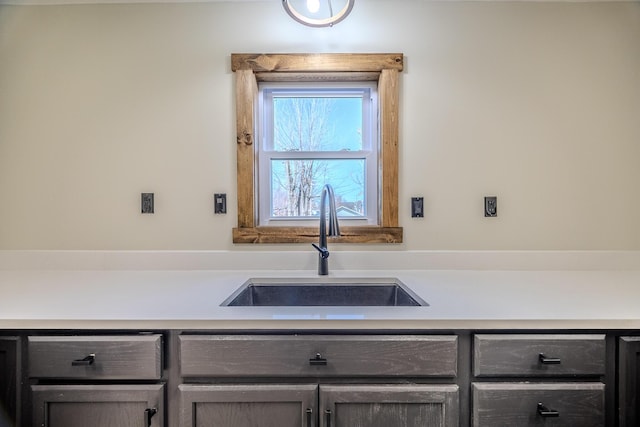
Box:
left=0, top=0, right=639, bottom=251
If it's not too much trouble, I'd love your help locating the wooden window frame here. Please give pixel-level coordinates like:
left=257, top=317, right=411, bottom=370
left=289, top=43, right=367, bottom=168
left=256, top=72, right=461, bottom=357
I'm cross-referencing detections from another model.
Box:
left=232, top=53, right=403, bottom=244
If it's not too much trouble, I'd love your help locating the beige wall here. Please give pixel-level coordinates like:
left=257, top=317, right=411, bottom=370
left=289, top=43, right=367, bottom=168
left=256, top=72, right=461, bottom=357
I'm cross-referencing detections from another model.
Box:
left=0, top=0, right=639, bottom=250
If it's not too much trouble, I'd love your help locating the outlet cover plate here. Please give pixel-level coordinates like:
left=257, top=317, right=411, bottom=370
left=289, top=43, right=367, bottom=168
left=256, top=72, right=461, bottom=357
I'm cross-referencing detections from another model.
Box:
left=411, top=197, right=424, bottom=218
left=141, top=193, right=154, bottom=214
left=484, top=196, right=497, bottom=217
left=214, top=193, right=227, bottom=214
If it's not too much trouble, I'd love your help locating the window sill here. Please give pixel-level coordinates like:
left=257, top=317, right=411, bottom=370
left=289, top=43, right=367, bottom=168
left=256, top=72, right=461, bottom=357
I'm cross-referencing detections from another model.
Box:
left=232, top=226, right=403, bottom=244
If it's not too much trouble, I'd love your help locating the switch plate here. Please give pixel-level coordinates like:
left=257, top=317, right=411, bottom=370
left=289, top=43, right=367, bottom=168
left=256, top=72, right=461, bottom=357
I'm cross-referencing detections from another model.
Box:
left=214, top=193, right=226, bottom=214
left=484, top=196, right=497, bottom=217
left=411, top=197, right=424, bottom=218
left=141, top=193, right=154, bottom=214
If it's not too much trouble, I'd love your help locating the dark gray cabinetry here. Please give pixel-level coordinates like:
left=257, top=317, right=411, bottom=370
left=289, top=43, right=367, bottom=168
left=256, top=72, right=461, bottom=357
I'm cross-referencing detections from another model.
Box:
left=28, top=335, right=164, bottom=427
left=28, top=335, right=162, bottom=380
left=619, top=336, right=640, bottom=426
left=32, top=384, right=164, bottom=427
left=473, top=334, right=606, bottom=377
left=180, top=334, right=458, bottom=378
left=179, top=384, right=317, bottom=427
left=0, top=337, right=19, bottom=427
left=472, top=334, right=606, bottom=427
left=3, top=329, right=633, bottom=426
left=179, top=334, right=459, bottom=427
left=472, top=383, right=604, bottom=426
left=320, top=384, right=459, bottom=427
left=179, top=383, right=458, bottom=427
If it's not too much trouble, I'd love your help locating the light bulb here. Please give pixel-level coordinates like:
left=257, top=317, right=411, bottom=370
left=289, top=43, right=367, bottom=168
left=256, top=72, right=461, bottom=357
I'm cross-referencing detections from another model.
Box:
left=306, top=0, right=320, bottom=14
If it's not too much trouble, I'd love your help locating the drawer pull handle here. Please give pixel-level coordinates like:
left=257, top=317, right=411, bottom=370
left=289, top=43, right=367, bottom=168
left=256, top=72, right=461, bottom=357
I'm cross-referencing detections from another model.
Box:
left=537, top=402, right=559, bottom=417
left=539, top=353, right=561, bottom=364
left=306, top=408, right=313, bottom=427
left=325, top=409, right=332, bottom=427
left=71, top=353, right=95, bottom=366
left=145, top=407, right=157, bottom=427
left=309, top=353, right=327, bottom=366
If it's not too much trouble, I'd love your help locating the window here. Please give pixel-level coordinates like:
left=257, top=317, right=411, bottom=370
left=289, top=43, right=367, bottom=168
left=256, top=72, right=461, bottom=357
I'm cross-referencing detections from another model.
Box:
left=258, top=82, right=378, bottom=227
left=232, top=53, right=403, bottom=244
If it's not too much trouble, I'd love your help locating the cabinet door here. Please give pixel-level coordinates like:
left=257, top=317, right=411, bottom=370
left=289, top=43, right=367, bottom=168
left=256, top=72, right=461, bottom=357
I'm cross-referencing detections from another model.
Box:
left=179, top=384, right=318, bottom=427
left=319, top=384, right=459, bottom=427
left=32, top=384, right=164, bottom=427
left=619, top=337, right=640, bottom=427
left=0, top=337, right=19, bottom=427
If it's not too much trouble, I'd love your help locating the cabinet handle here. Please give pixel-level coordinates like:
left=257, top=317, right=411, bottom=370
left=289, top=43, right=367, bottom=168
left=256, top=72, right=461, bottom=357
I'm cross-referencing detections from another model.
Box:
left=538, top=353, right=561, bottom=365
left=324, top=409, right=332, bottom=427
left=145, top=407, right=157, bottom=427
left=537, top=402, right=559, bottom=417
left=71, top=353, right=95, bottom=366
left=305, top=408, right=313, bottom=427
left=309, top=353, right=327, bottom=366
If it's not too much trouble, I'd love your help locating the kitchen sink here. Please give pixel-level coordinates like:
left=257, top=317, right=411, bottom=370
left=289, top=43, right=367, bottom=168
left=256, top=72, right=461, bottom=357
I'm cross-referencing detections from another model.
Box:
left=221, top=278, right=428, bottom=307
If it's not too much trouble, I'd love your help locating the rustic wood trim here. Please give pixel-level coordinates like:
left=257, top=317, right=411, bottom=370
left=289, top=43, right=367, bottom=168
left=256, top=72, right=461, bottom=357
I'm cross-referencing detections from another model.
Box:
left=379, top=69, right=400, bottom=228
left=233, top=227, right=403, bottom=244
left=235, top=69, right=257, bottom=229
left=232, top=53, right=403, bottom=244
left=231, top=53, right=403, bottom=73
left=255, top=71, right=381, bottom=83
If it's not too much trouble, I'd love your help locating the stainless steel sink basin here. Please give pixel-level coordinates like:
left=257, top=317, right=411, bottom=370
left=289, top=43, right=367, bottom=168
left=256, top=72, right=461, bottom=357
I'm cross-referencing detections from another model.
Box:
left=221, top=278, right=428, bottom=307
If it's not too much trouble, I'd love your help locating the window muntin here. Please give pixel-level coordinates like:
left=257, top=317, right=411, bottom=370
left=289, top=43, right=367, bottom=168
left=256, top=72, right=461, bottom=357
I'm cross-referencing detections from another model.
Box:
left=258, top=82, right=378, bottom=226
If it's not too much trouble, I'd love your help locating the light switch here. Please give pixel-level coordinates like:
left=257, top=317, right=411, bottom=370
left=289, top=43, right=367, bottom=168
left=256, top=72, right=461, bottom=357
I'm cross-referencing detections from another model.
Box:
left=214, top=193, right=226, bottom=214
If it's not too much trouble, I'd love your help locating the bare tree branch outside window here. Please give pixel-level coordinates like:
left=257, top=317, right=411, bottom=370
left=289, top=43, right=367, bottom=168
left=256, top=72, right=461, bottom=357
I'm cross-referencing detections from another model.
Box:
left=271, top=96, right=365, bottom=218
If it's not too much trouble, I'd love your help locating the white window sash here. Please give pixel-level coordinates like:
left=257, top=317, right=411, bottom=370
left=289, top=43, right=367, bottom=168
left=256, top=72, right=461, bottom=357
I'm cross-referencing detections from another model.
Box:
left=257, top=82, right=379, bottom=227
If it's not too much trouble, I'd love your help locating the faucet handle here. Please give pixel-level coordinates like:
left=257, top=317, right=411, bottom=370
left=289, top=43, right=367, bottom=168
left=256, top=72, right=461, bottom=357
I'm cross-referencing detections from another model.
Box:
left=311, top=243, right=330, bottom=259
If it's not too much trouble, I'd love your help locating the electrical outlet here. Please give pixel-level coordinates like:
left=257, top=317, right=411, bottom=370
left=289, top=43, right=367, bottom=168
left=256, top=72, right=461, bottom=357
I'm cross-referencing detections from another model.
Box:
left=214, top=193, right=227, bottom=214
left=484, top=196, right=497, bottom=217
left=411, top=197, right=424, bottom=218
left=141, top=193, right=154, bottom=214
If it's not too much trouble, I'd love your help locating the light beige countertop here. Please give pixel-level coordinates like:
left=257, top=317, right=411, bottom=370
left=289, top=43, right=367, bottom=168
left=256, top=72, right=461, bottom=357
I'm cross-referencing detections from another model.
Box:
left=1, top=268, right=639, bottom=330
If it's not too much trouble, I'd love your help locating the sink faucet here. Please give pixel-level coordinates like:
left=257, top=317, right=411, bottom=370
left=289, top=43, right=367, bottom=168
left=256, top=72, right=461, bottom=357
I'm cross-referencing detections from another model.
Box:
left=311, top=184, right=341, bottom=275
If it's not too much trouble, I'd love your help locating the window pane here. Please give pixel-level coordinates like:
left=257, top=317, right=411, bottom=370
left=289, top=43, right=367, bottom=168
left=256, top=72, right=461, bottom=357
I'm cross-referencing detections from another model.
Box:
left=273, top=96, right=363, bottom=152
left=270, top=159, right=365, bottom=218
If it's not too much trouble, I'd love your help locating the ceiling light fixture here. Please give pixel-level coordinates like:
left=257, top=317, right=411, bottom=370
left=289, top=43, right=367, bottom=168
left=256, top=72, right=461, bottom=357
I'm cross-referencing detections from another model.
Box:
left=282, top=0, right=355, bottom=28
left=306, top=0, right=320, bottom=14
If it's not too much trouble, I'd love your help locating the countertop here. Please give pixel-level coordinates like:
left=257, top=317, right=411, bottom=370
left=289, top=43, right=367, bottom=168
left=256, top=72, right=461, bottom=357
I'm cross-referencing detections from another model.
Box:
left=1, top=268, right=639, bottom=330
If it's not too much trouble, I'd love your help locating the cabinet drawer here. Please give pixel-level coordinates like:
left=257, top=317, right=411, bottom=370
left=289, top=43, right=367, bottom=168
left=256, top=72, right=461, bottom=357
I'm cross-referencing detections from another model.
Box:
left=474, top=334, right=605, bottom=377
left=28, top=335, right=162, bottom=379
left=472, top=382, right=605, bottom=427
left=180, top=335, right=457, bottom=378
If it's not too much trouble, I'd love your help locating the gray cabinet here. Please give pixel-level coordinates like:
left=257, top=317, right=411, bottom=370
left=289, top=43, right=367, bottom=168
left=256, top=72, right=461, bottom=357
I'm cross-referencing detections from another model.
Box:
left=179, top=334, right=457, bottom=378
left=473, top=334, right=606, bottom=377
left=472, top=383, right=604, bottom=426
left=3, top=329, right=633, bottom=426
left=179, top=384, right=317, bottom=427
left=320, top=384, right=459, bottom=427
left=28, top=334, right=164, bottom=427
left=179, top=334, right=459, bottom=427
left=178, top=384, right=459, bottom=427
left=28, top=335, right=162, bottom=380
left=619, top=336, right=640, bottom=427
left=0, top=337, right=20, bottom=427
left=32, top=384, right=164, bottom=427
left=472, top=334, right=606, bottom=427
